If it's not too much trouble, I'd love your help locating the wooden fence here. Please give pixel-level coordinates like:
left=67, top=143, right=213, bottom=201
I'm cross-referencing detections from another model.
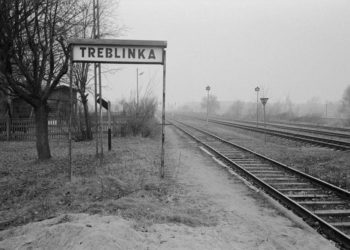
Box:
left=0, top=116, right=130, bottom=141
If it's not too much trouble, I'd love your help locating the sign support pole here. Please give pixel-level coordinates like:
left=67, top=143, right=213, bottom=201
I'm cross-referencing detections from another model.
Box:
left=94, top=65, right=98, bottom=157
left=98, top=63, right=103, bottom=163
left=68, top=47, right=73, bottom=182
left=161, top=50, right=166, bottom=178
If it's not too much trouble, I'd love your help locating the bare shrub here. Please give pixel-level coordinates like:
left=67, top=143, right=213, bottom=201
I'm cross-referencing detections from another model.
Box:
left=120, top=97, right=158, bottom=137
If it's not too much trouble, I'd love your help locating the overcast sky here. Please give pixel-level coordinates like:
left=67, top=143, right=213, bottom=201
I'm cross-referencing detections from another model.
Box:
left=101, top=0, right=350, bottom=106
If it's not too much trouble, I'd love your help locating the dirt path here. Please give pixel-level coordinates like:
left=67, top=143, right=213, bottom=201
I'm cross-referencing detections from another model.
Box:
left=148, top=127, right=337, bottom=250
left=0, top=126, right=338, bottom=249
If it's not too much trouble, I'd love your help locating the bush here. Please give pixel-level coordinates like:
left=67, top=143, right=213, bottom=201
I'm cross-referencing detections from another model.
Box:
left=120, top=97, right=159, bottom=137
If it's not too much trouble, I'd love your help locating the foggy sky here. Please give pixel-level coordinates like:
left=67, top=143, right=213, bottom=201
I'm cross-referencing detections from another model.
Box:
left=101, top=0, right=350, bottom=106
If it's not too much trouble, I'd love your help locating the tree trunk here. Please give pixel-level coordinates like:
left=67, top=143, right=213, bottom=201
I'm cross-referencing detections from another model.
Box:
left=81, top=95, right=92, bottom=140
left=34, top=103, right=51, bottom=159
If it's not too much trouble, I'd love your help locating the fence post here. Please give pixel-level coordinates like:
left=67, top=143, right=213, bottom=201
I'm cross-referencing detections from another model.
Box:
left=108, top=101, right=111, bottom=151
left=6, top=117, right=10, bottom=141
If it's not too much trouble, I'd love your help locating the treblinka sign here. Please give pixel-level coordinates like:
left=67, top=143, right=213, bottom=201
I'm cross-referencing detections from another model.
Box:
left=70, top=39, right=166, bottom=64
left=67, top=38, right=168, bottom=178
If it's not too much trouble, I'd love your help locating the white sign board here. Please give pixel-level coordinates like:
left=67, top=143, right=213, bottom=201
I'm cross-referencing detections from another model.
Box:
left=72, top=45, right=164, bottom=64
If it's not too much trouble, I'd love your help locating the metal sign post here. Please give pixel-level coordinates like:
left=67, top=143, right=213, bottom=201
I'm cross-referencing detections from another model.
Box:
left=255, top=86, right=260, bottom=127
left=205, top=85, right=210, bottom=126
left=260, top=97, right=269, bottom=144
left=97, top=97, right=110, bottom=151
left=68, top=39, right=167, bottom=178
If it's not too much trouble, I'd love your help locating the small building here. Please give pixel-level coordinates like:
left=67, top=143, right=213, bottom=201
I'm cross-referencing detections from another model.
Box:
left=10, top=85, right=78, bottom=119
left=0, top=86, right=79, bottom=140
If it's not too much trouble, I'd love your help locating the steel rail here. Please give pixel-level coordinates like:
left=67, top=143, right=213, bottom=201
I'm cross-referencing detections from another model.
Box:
left=171, top=120, right=350, bottom=249
left=265, top=120, right=350, bottom=133
left=209, top=119, right=350, bottom=151
left=228, top=119, right=350, bottom=139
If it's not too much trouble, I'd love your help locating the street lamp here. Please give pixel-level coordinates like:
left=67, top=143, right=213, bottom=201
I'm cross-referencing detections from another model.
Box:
left=255, top=86, right=260, bottom=127
left=260, top=97, right=269, bottom=144
left=136, top=68, right=144, bottom=112
left=206, top=85, right=211, bottom=125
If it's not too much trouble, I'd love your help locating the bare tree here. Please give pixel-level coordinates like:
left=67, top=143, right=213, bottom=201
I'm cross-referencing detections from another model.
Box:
left=70, top=0, right=124, bottom=140
left=0, top=0, right=82, bottom=159
left=71, top=0, right=94, bottom=140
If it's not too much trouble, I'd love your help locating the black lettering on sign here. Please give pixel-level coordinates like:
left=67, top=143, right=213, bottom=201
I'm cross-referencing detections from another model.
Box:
left=115, top=48, right=120, bottom=58
left=88, top=47, right=95, bottom=57
left=123, top=48, right=126, bottom=58
left=138, top=49, right=145, bottom=59
left=128, top=48, right=135, bottom=59
left=98, top=48, right=103, bottom=58
left=106, top=48, right=112, bottom=58
left=80, top=47, right=86, bottom=57
left=148, top=49, right=156, bottom=59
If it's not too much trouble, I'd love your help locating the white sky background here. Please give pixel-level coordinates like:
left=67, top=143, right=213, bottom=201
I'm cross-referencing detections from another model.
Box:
left=101, top=0, right=350, bottom=107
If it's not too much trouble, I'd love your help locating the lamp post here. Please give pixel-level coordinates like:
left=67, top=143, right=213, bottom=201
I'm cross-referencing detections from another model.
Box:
left=136, top=68, right=144, bottom=112
left=255, top=86, right=260, bottom=127
left=206, top=85, right=211, bottom=125
left=260, top=97, right=269, bottom=144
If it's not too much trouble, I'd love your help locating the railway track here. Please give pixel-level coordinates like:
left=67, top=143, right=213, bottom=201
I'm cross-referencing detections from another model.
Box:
left=264, top=120, right=350, bottom=133
left=171, top=119, right=350, bottom=249
left=207, top=118, right=350, bottom=151
left=229, top=119, right=350, bottom=139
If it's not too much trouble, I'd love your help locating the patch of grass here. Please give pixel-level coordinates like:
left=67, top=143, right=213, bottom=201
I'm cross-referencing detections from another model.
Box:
left=0, top=135, right=216, bottom=231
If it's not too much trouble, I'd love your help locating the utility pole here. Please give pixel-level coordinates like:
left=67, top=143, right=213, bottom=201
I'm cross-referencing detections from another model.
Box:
left=93, top=0, right=103, bottom=163
left=93, top=0, right=98, bottom=157
left=97, top=0, right=103, bottom=160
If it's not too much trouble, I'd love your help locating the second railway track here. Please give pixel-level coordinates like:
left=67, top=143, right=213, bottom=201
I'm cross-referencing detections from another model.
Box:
left=207, top=118, right=350, bottom=151
left=171, top=119, right=350, bottom=249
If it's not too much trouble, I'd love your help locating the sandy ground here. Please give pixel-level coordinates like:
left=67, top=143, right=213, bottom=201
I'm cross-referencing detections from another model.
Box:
left=0, top=126, right=338, bottom=250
